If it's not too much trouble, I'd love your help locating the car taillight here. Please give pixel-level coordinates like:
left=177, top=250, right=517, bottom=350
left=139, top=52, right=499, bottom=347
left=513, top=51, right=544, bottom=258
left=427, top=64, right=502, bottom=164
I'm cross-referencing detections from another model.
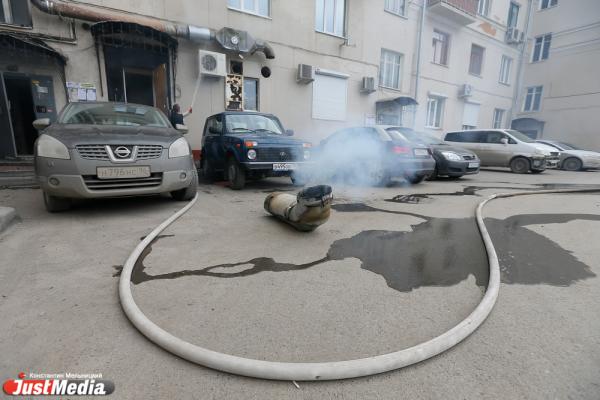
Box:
left=392, top=146, right=411, bottom=154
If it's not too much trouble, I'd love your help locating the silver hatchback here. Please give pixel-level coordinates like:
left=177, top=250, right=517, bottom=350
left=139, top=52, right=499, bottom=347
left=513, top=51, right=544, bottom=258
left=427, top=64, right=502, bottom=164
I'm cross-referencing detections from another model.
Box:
left=34, top=102, right=197, bottom=212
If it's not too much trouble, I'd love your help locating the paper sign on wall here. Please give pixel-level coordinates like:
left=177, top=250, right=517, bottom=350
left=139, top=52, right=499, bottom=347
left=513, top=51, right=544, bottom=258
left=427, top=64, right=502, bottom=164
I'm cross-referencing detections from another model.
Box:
left=67, top=82, right=97, bottom=103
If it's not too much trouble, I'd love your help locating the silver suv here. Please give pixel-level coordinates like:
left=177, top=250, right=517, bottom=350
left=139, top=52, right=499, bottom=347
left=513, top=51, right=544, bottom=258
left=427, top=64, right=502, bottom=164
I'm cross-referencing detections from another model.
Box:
left=34, top=102, right=197, bottom=212
left=443, top=129, right=558, bottom=173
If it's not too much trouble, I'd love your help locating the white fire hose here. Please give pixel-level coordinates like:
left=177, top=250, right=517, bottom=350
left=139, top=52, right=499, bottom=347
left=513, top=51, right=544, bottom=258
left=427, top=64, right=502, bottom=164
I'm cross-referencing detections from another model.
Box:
left=119, top=188, right=599, bottom=381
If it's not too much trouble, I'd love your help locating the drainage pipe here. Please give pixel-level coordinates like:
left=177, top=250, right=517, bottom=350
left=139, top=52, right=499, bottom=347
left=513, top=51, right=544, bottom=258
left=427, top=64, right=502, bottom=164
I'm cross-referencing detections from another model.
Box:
left=119, top=188, right=599, bottom=381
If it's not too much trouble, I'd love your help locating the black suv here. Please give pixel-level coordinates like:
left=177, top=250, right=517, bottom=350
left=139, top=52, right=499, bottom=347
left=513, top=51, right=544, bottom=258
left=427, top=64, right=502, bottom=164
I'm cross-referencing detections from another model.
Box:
left=200, top=112, right=313, bottom=189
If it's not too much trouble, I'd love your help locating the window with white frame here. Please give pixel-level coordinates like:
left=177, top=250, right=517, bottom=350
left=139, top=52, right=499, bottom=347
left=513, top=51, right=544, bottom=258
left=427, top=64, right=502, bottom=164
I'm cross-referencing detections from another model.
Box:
left=469, top=44, right=485, bottom=76
left=499, top=55, right=512, bottom=84
left=493, top=108, right=505, bottom=128
left=532, top=34, right=552, bottom=62
left=523, top=86, right=543, bottom=112
left=477, top=0, right=491, bottom=17
left=315, top=0, right=346, bottom=37
left=227, top=0, right=270, bottom=17
left=540, top=0, right=557, bottom=10
left=312, top=71, right=348, bottom=121
left=432, top=30, right=450, bottom=65
left=385, top=0, right=406, bottom=16
left=0, top=0, right=32, bottom=26
left=462, top=102, right=480, bottom=129
left=426, top=96, right=445, bottom=128
left=243, top=78, right=259, bottom=111
left=379, top=49, right=403, bottom=89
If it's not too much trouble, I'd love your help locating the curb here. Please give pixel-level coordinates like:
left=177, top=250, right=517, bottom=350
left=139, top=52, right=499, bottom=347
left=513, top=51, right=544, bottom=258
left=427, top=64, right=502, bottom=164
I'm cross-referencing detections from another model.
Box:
left=0, top=207, right=18, bottom=233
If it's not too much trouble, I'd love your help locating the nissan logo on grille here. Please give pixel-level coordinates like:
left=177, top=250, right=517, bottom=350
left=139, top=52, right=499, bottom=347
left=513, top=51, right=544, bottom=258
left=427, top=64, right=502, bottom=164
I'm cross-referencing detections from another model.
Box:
left=279, top=151, right=287, bottom=160
left=113, top=146, right=132, bottom=159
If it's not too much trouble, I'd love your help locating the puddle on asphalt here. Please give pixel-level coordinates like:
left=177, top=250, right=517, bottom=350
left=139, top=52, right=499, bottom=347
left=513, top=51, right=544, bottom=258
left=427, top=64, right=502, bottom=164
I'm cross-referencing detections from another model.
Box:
left=118, top=203, right=598, bottom=291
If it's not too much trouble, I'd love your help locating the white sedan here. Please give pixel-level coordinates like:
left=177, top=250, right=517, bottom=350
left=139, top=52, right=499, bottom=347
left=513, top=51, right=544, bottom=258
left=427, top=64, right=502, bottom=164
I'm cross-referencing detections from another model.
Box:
left=536, top=140, right=600, bottom=171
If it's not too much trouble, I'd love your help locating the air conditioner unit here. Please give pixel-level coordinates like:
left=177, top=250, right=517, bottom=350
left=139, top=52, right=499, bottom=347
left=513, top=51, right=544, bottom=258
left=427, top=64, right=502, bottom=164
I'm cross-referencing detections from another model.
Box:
left=198, top=50, right=227, bottom=77
left=360, top=77, right=376, bottom=93
left=506, top=27, right=525, bottom=44
left=459, top=84, right=473, bottom=98
left=296, top=64, right=315, bottom=84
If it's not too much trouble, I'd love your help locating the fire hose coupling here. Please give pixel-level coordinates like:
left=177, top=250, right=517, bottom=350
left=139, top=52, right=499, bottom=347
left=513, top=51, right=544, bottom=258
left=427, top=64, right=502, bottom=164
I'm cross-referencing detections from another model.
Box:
left=264, top=185, right=333, bottom=232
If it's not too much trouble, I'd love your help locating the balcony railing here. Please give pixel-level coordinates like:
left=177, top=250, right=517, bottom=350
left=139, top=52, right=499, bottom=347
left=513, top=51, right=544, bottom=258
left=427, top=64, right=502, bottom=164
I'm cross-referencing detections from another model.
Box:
left=427, top=0, right=477, bottom=25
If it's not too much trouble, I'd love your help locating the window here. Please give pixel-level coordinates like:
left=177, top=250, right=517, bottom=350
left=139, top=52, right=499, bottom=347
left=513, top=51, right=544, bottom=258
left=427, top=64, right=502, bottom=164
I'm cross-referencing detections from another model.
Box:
left=532, top=34, right=552, bottom=62
left=426, top=96, right=445, bottom=128
left=379, top=49, right=403, bottom=89
left=312, top=72, right=348, bottom=121
left=315, top=0, right=346, bottom=37
left=507, top=2, right=519, bottom=28
left=462, top=102, right=480, bottom=129
left=493, top=109, right=505, bottom=128
left=445, top=131, right=483, bottom=143
left=469, top=44, right=485, bottom=76
left=432, top=30, right=450, bottom=65
left=385, top=0, right=406, bottom=16
left=0, top=0, right=32, bottom=26
left=227, top=0, right=270, bottom=17
left=540, top=0, right=557, bottom=10
left=243, top=78, right=259, bottom=111
left=499, top=55, right=512, bottom=84
left=477, top=0, right=491, bottom=17
left=523, top=86, right=543, bottom=112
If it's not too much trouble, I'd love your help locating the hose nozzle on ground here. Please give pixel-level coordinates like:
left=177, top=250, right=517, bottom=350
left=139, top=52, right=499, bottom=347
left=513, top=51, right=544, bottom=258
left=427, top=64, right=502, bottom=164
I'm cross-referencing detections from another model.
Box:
left=264, top=185, right=333, bottom=231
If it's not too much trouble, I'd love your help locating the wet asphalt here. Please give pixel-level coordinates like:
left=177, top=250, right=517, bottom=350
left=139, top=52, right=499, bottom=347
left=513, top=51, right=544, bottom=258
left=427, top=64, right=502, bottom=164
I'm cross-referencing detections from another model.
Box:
left=1, top=169, right=600, bottom=399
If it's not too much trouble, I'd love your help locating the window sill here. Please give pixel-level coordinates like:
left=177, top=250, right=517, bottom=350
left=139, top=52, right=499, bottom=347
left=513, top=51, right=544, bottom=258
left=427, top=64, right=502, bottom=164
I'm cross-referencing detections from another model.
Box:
left=530, top=59, right=548, bottom=64
left=0, top=22, right=33, bottom=30
left=227, top=7, right=272, bottom=20
left=498, top=81, right=511, bottom=87
left=431, top=61, right=449, bottom=68
left=520, top=110, right=541, bottom=114
left=538, top=5, right=558, bottom=12
left=468, top=72, right=483, bottom=79
left=378, top=85, right=403, bottom=92
left=315, top=30, right=346, bottom=40
left=425, top=126, right=442, bottom=130
left=384, top=9, right=408, bottom=19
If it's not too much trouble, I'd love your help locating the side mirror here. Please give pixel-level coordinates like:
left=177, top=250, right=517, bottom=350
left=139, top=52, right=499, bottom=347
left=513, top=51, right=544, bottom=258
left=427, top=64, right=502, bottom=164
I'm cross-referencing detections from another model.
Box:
left=175, top=124, right=189, bottom=134
left=285, top=129, right=294, bottom=136
left=500, top=138, right=509, bottom=145
left=33, top=118, right=51, bottom=130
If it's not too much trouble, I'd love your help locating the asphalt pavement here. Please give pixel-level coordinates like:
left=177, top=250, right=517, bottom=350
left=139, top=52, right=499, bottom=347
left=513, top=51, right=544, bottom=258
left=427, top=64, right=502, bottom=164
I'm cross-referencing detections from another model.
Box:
left=1, top=169, right=599, bottom=399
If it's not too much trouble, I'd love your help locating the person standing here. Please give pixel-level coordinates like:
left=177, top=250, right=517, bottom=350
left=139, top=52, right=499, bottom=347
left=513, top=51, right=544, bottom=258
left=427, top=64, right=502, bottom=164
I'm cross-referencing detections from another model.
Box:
left=169, top=104, right=192, bottom=127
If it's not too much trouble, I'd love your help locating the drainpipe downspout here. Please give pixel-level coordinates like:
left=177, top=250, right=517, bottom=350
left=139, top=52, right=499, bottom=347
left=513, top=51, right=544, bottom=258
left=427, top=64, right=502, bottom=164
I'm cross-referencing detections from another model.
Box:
left=508, top=0, right=533, bottom=128
left=412, top=0, right=427, bottom=129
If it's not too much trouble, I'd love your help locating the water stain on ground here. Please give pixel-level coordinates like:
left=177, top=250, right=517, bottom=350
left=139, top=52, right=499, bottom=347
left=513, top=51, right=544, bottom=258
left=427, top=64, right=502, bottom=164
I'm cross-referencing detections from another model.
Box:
left=122, top=205, right=598, bottom=291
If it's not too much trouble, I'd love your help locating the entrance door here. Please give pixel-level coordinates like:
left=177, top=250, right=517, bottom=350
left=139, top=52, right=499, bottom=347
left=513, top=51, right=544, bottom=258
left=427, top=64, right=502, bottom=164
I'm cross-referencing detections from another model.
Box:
left=0, top=73, right=16, bottom=158
left=4, top=75, right=37, bottom=155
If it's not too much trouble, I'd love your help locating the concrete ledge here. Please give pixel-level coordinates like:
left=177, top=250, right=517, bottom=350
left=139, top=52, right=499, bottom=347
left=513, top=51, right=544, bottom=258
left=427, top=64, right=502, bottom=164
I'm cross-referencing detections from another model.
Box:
left=0, top=207, right=18, bottom=233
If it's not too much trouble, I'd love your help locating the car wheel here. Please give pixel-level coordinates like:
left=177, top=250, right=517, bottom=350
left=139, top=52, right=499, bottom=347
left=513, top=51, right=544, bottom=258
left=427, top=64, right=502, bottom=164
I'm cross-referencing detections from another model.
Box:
left=562, top=157, right=582, bottom=171
left=171, top=170, right=198, bottom=201
left=43, top=191, right=71, bottom=213
left=530, top=169, right=544, bottom=174
left=510, top=157, right=531, bottom=174
left=405, top=174, right=425, bottom=184
left=227, top=158, right=246, bottom=190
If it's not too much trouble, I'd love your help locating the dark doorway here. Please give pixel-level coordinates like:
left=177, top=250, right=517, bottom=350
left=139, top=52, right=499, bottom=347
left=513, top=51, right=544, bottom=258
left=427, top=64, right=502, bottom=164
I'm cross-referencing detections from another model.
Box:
left=124, top=69, right=154, bottom=106
left=4, top=76, right=37, bottom=155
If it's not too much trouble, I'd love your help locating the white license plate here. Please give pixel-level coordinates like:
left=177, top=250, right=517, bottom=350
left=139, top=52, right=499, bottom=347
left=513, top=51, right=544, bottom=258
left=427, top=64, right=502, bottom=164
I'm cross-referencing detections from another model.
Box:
left=273, top=163, right=297, bottom=171
left=413, top=149, right=429, bottom=156
left=468, top=162, right=480, bottom=168
left=97, top=166, right=150, bottom=179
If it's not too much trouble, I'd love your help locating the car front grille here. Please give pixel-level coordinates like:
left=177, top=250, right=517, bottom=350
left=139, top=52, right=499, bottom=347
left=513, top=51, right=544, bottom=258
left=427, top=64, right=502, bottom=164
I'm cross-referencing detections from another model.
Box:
left=77, top=145, right=109, bottom=160
left=462, top=155, right=476, bottom=160
left=83, top=173, right=163, bottom=191
left=256, top=147, right=303, bottom=162
left=77, top=145, right=163, bottom=161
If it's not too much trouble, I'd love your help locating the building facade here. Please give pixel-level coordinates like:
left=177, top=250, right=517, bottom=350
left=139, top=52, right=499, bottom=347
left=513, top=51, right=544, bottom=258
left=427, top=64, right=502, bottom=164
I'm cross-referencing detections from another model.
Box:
left=0, top=0, right=596, bottom=161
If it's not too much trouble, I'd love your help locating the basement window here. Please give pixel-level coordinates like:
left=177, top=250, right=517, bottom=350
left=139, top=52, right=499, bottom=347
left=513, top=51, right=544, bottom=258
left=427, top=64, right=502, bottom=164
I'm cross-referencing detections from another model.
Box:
left=0, top=0, right=32, bottom=27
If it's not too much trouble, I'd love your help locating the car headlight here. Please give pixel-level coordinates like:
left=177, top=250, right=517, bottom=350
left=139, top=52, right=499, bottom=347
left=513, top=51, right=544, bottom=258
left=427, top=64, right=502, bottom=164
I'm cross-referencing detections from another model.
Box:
left=304, top=150, right=310, bottom=160
left=168, top=137, right=190, bottom=158
left=36, top=134, right=70, bottom=160
left=247, top=149, right=257, bottom=160
left=441, top=151, right=462, bottom=161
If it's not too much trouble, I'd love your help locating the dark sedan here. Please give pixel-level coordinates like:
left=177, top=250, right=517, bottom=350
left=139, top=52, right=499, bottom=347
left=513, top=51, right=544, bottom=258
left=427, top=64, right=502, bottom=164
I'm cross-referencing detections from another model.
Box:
left=314, top=126, right=435, bottom=185
left=390, top=128, right=480, bottom=179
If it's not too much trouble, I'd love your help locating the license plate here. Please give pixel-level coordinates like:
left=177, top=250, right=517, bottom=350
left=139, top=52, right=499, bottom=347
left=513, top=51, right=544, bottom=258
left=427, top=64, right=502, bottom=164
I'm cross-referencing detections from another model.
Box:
left=413, top=149, right=429, bottom=156
left=273, top=163, right=297, bottom=171
left=97, top=166, right=150, bottom=179
left=468, top=162, right=480, bottom=168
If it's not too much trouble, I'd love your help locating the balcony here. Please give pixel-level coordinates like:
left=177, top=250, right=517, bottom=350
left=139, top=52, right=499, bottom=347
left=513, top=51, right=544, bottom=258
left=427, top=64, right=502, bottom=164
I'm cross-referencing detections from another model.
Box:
left=427, top=0, right=477, bottom=26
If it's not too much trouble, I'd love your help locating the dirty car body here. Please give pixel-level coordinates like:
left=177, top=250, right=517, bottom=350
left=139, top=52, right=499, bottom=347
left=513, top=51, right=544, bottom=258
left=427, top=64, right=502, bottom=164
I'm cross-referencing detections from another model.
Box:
left=200, top=112, right=312, bottom=189
left=536, top=140, right=600, bottom=170
left=35, top=102, right=196, bottom=211
left=390, top=127, right=480, bottom=179
left=315, top=126, right=436, bottom=185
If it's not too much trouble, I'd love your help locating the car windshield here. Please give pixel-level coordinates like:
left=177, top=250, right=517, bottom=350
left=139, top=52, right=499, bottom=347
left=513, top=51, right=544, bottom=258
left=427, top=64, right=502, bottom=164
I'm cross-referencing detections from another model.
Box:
left=388, top=128, right=443, bottom=145
left=557, top=142, right=581, bottom=150
left=507, top=129, right=536, bottom=143
left=59, top=103, right=170, bottom=127
left=225, top=114, right=284, bottom=135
